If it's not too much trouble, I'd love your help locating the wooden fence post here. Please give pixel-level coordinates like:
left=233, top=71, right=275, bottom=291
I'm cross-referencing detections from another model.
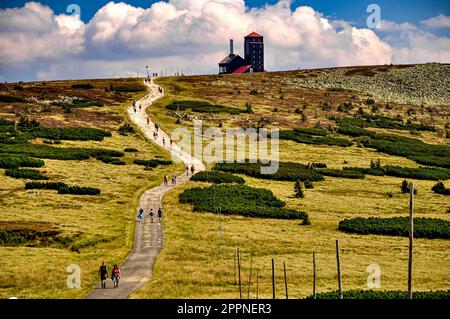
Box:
left=272, top=258, right=276, bottom=299
left=313, top=252, right=317, bottom=299
left=238, top=247, right=242, bottom=299
left=408, top=182, right=414, bottom=299
left=247, top=256, right=253, bottom=299
left=283, top=261, right=288, bottom=299
left=336, top=240, right=343, bottom=299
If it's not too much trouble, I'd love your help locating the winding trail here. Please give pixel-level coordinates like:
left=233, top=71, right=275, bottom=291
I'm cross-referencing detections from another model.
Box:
left=86, top=78, right=205, bottom=299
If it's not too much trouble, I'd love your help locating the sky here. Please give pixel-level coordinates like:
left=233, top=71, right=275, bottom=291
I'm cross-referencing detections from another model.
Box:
left=0, top=0, right=449, bottom=81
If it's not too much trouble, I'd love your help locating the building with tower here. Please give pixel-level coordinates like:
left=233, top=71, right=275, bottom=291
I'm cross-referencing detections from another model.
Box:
left=218, top=32, right=265, bottom=74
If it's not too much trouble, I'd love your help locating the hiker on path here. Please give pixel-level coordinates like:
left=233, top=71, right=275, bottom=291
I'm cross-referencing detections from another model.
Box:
left=137, top=208, right=144, bottom=221
left=170, top=139, right=173, bottom=149
left=163, top=137, right=166, bottom=147
left=191, top=165, right=195, bottom=175
left=111, top=265, right=121, bottom=288
left=149, top=208, right=154, bottom=223
left=98, top=262, right=108, bottom=289
left=186, top=165, right=189, bottom=176
left=171, top=175, right=177, bottom=187
left=147, top=117, right=150, bottom=125
left=155, top=124, right=159, bottom=132
left=164, top=174, right=168, bottom=186
left=158, top=207, right=163, bottom=223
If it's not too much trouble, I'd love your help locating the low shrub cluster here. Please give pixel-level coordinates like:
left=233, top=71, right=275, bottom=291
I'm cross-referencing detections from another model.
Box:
left=118, top=123, right=135, bottom=136
left=344, top=165, right=450, bottom=180
left=25, top=181, right=100, bottom=195
left=165, top=100, right=245, bottom=115
left=337, top=115, right=435, bottom=132
left=0, top=95, right=25, bottom=103
left=338, top=217, right=450, bottom=239
left=279, top=130, right=353, bottom=147
left=29, top=127, right=111, bottom=141
left=51, top=98, right=103, bottom=108
left=179, top=184, right=309, bottom=224
left=134, top=159, right=172, bottom=168
left=190, top=171, right=245, bottom=184
left=5, top=168, right=48, bottom=180
left=71, top=83, right=94, bottom=89
left=96, top=156, right=126, bottom=165
left=112, top=86, right=145, bottom=92
left=337, top=124, right=450, bottom=168
left=0, top=155, right=44, bottom=169
left=432, top=181, right=450, bottom=195
left=307, top=290, right=450, bottom=299
left=124, top=148, right=139, bottom=152
left=214, top=161, right=325, bottom=182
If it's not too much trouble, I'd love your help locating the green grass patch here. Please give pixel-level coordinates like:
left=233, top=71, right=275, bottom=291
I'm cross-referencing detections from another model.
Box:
left=278, top=130, right=353, bottom=147
left=179, top=184, right=309, bottom=223
left=338, top=217, right=450, bottom=239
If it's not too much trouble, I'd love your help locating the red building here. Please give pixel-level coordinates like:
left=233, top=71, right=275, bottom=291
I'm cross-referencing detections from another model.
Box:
left=218, top=32, right=265, bottom=74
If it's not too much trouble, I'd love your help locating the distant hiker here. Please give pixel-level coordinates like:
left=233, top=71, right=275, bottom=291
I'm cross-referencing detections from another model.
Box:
left=98, top=262, right=108, bottom=289
left=111, top=265, right=121, bottom=288
left=139, top=103, right=142, bottom=110
left=158, top=207, right=163, bottom=223
left=170, top=139, right=173, bottom=148
left=155, top=124, right=159, bottom=132
left=172, top=175, right=177, bottom=187
left=147, top=117, right=150, bottom=125
left=186, top=165, right=189, bottom=176
left=149, top=208, right=154, bottom=223
left=137, top=208, right=144, bottom=221
left=191, top=165, right=195, bottom=175
left=163, top=137, right=166, bottom=146
left=164, top=174, right=168, bottom=186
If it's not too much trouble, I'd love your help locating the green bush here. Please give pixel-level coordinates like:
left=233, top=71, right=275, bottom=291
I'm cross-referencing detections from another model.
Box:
left=337, top=123, right=450, bottom=168
left=0, top=143, right=123, bottom=161
left=71, top=83, right=94, bottom=89
left=338, top=217, right=450, bottom=239
left=0, top=95, right=25, bottom=103
left=432, top=181, right=450, bottom=195
left=29, top=127, right=111, bottom=141
left=304, top=180, right=314, bottom=189
left=292, top=128, right=329, bottom=136
left=118, top=123, right=135, bottom=136
left=124, top=148, right=139, bottom=152
left=51, top=98, right=103, bottom=108
left=316, top=168, right=365, bottom=179
left=214, top=161, right=325, bottom=182
left=134, top=159, right=172, bottom=168
left=58, top=186, right=101, bottom=195
left=0, top=155, right=44, bottom=169
left=344, top=165, right=450, bottom=180
left=112, top=86, right=145, bottom=92
left=306, top=289, right=450, bottom=299
left=165, top=100, right=245, bottom=115
left=279, top=130, right=353, bottom=147
left=96, top=156, right=126, bottom=165
left=190, top=171, right=245, bottom=184
left=25, top=181, right=100, bottom=195
left=5, top=168, right=48, bottom=180
left=25, top=182, right=67, bottom=190
left=179, top=185, right=309, bottom=224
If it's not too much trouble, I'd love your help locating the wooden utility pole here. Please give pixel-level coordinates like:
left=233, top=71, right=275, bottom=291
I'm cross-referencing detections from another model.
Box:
left=336, top=240, right=343, bottom=299
left=271, top=258, right=276, bottom=299
left=247, top=256, right=253, bottom=299
left=256, top=269, right=259, bottom=299
left=238, top=248, right=242, bottom=299
left=408, top=183, right=414, bottom=299
left=234, top=248, right=237, bottom=285
left=313, top=252, right=317, bottom=299
left=283, top=261, right=288, bottom=299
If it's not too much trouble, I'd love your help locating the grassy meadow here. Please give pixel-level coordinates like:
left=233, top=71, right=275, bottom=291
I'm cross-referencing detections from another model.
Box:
left=0, top=78, right=183, bottom=298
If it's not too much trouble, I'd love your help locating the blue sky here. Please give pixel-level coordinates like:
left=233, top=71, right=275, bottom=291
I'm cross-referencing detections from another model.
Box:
left=1, top=0, right=449, bottom=25
left=0, top=0, right=449, bottom=81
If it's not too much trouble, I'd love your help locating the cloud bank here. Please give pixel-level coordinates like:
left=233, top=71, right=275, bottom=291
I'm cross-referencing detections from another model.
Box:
left=0, top=0, right=449, bottom=81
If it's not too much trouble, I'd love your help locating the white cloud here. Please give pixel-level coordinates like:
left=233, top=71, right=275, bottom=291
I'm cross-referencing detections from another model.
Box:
left=377, top=20, right=417, bottom=32
left=421, top=14, right=450, bottom=28
left=0, top=1, right=448, bottom=81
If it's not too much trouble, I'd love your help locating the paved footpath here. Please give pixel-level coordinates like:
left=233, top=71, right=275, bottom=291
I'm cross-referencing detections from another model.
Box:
left=86, top=78, right=205, bottom=299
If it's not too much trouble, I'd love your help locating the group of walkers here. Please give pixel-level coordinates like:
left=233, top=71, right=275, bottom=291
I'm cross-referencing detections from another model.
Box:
left=98, top=262, right=121, bottom=289
left=163, top=174, right=178, bottom=187
left=137, top=207, right=163, bottom=223
left=132, top=100, right=141, bottom=113
left=185, top=164, right=195, bottom=176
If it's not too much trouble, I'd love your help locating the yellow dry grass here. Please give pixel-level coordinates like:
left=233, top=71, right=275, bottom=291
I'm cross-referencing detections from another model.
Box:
left=0, top=81, right=184, bottom=299
left=134, top=140, right=450, bottom=299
